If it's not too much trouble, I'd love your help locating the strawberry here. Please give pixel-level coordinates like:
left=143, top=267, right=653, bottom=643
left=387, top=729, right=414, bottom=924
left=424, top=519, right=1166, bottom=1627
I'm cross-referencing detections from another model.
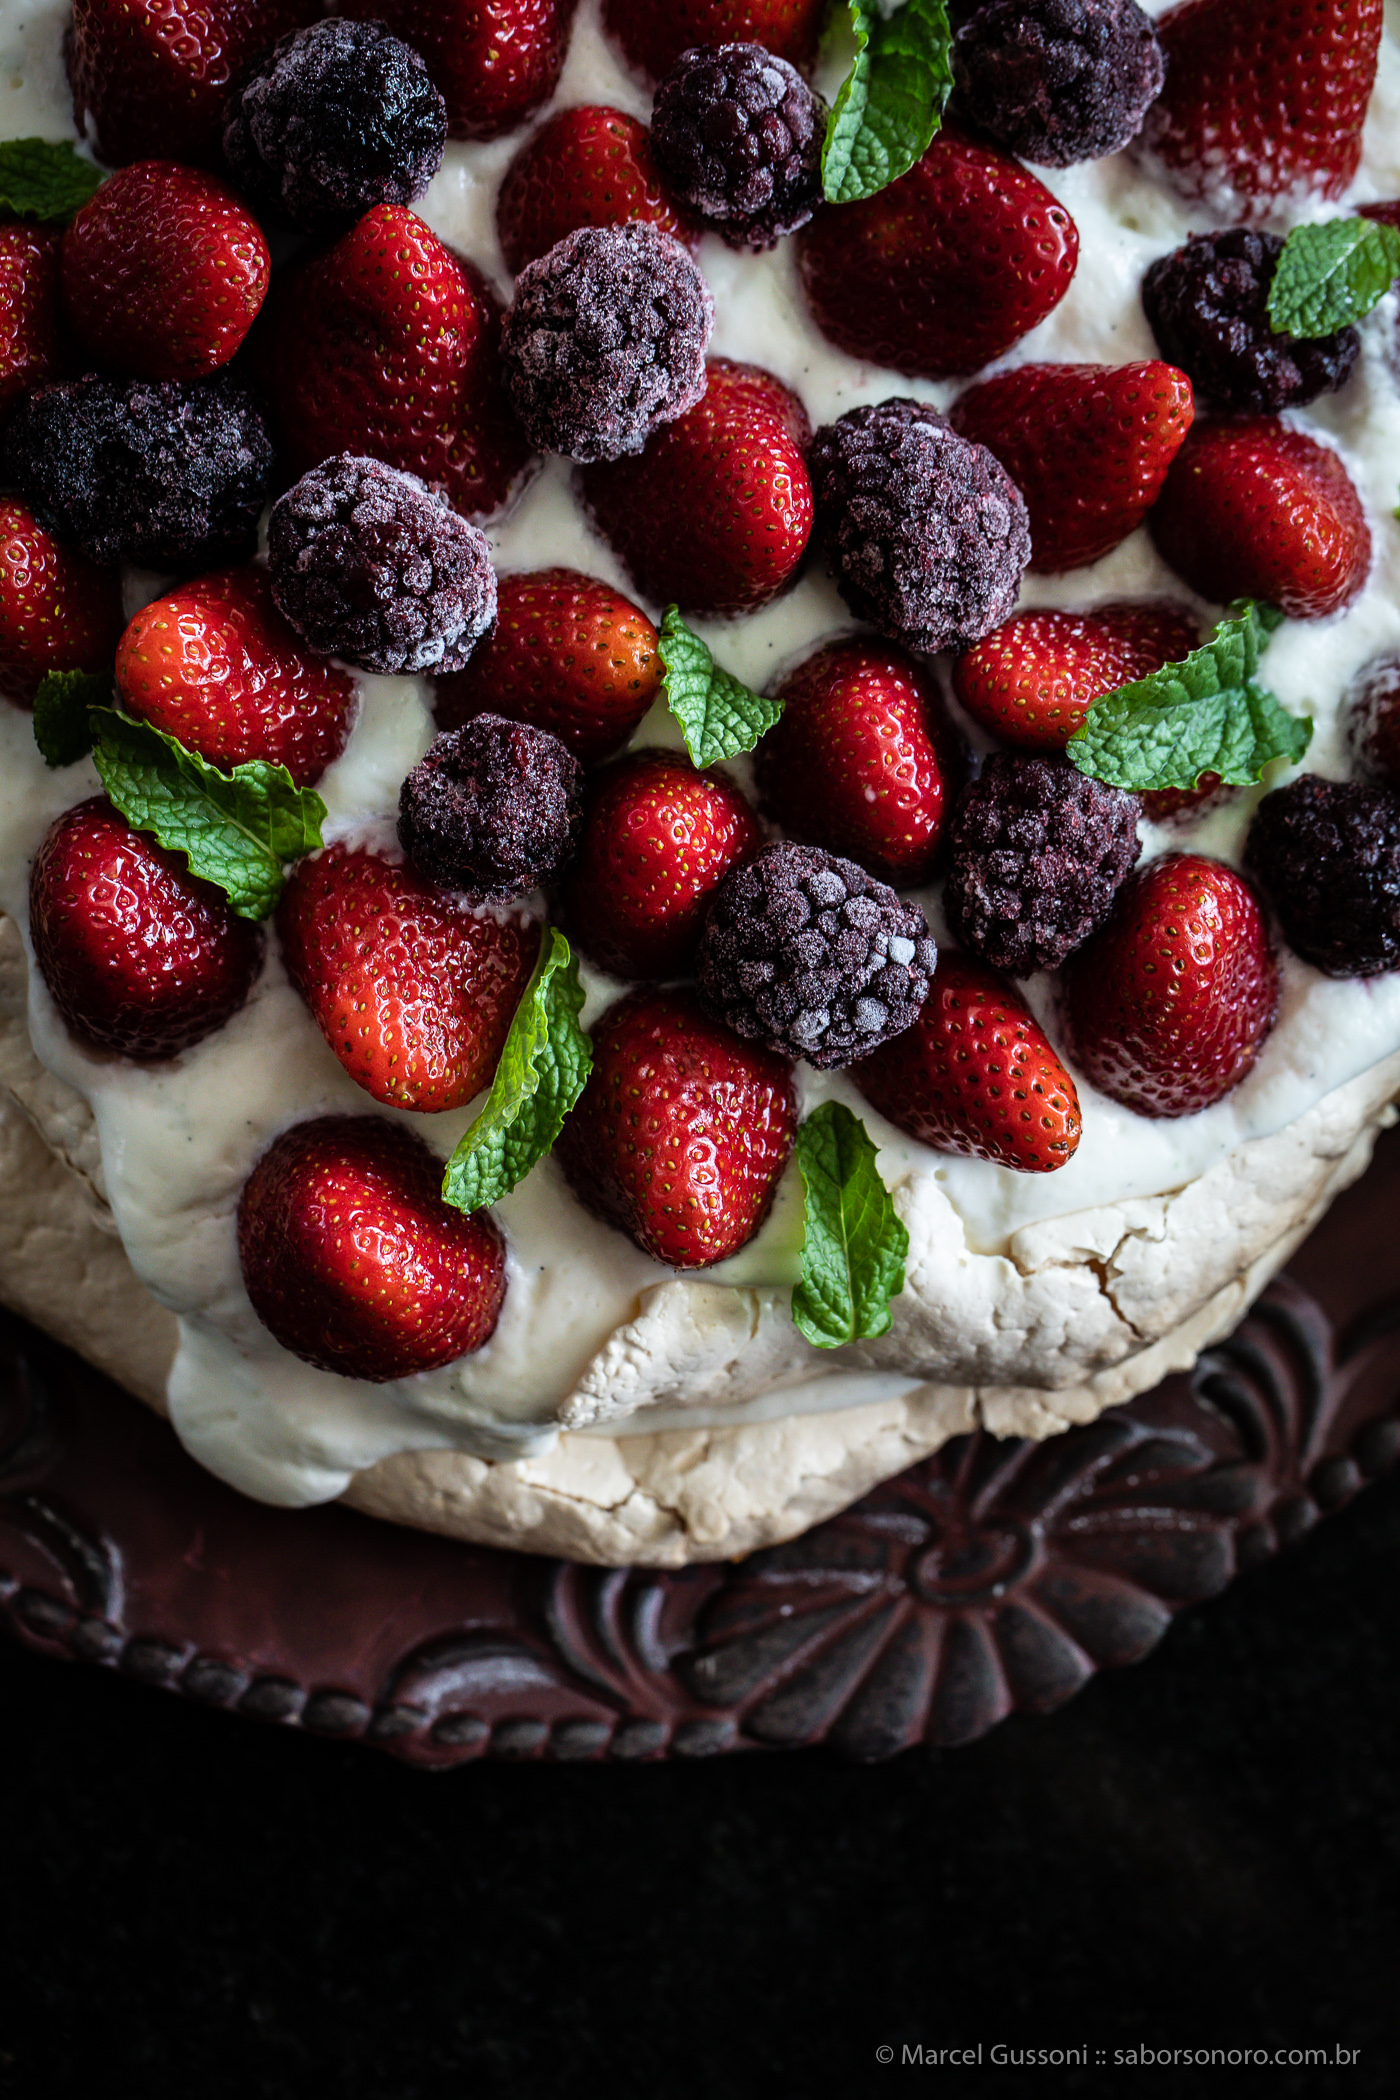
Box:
left=277, top=845, right=540, bottom=1113
left=554, top=985, right=797, bottom=1268
left=114, top=566, right=357, bottom=786
left=433, top=567, right=662, bottom=765
left=953, top=602, right=1201, bottom=753
left=238, top=1116, right=507, bottom=1382
left=29, top=796, right=263, bottom=1060
left=1061, top=853, right=1279, bottom=1118
left=1136, top=0, right=1383, bottom=222
left=338, top=0, right=575, bottom=140
left=796, top=128, right=1078, bottom=381
left=561, top=751, right=761, bottom=979
left=67, top=0, right=321, bottom=168
left=755, top=637, right=958, bottom=885
left=0, top=224, right=69, bottom=416
left=1149, top=418, right=1371, bottom=620
left=853, top=953, right=1082, bottom=1175
left=578, top=358, right=813, bottom=617
left=949, top=362, right=1194, bottom=574
left=254, top=204, right=533, bottom=521
left=602, top=0, right=827, bottom=84
left=0, top=497, right=125, bottom=706
left=496, top=104, right=700, bottom=276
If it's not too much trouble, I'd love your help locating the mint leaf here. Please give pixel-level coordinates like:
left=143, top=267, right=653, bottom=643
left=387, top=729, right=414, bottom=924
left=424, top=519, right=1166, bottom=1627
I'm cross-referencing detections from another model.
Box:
left=656, top=606, right=783, bottom=767
left=0, top=138, right=103, bottom=222
left=32, top=669, right=110, bottom=768
left=441, top=927, right=592, bottom=1213
left=1067, top=601, right=1311, bottom=795
left=1268, top=216, right=1400, bottom=337
left=792, top=1101, right=908, bottom=1349
left=822, top=0, right=953, bottom=207
left=89, top=709, right=326, bottom=920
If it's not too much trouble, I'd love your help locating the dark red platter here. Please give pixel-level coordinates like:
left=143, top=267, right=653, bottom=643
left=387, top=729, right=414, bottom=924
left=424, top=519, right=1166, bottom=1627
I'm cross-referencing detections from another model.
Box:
left=4, top=1126, right=1400, bottom=1763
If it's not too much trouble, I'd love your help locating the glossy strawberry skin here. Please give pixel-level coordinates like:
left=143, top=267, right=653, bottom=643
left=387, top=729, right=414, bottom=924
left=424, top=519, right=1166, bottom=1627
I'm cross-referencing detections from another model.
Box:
left=114, top=566, right=356, bottom=786
left=756, top=638, right=957, bottom=885
left=1137, top=0, right=1383, bottom=222
left=562, top=751, right=761, bottom=979
left=0, top=498, right=125, bottom=705
left=496, top=104, right=699, bottom=275
left=1149, top=418, right=1371, bottom=620
left=949, top=362, right=1195, bottom=573
left=433, top=567, right=662, bottom=765
left=555, top=986, right=797, bottom=1269
left=0, top=224, right=69, bottom=415
left=579, top=358, right=813, bottom=617
left=340, top=0, right=575, bottom=141
left=953, top=602, right=1201, bottom=754
left=1061, top=853, right=1279, bottom=1119
left=238, top=1115, right=507, bottom=1382
left=29, top=796, right=263, bottom=1060
left=797, top=129, right=1078, bottom=381
left=254, top=205, right=533, bottom=521
left=277, top=845, right=540, bottom=1114
left=603, top=0, right=826, bottom=83
left=854, top=953, right=1082, bottom=1174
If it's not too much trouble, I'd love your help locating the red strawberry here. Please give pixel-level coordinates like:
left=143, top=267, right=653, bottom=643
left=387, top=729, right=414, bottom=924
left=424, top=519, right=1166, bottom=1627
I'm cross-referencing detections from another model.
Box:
left=339, top=0, right=575, bottom=140
left=1061, top=853, right=1279, bottom=1118
left=0, top=224, right=69, bottom=416
left=796, top=128, right=1078, bottom=381
left=60, top=160, right=269, bottom=382
left=67, top=0, right=320, bottom=167
left=114, top=566, right=356, bottom=786
left=0, top=497, right=125, bottom=705
left=755, top=638, right=958, bottom=885
left=277, top=845, right=540, bottom=1113
left=254, top=204, right=533, bottom=521
left=432, top=566, right=662, bottom=764
left=561, top=751, right=761, bottom=978
left=554, top=985, right=796, bottom=1268
left=853, top=953, right=1082, bottom=1174
left=496, top=104, right=700, bottom=276
left=1136, top=0, right=1383, bottom=222
left=1149, top=418, right=1371, bottom=620
left=238, top=1115, right=507, bottom=1382
left=953, top=602, right=1201, bottom=752
left=603, top=0, right=827, bottom=84
left=949, top=363, right=1195, bottom=574
left=29, top=796, right=263, bottom=1060
left=579, top=358, right=812, bottom=617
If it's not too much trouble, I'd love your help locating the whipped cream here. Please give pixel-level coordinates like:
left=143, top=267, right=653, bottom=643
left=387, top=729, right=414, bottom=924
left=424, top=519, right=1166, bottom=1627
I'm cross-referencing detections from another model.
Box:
left=2, top=0, right=1400, bottom=1505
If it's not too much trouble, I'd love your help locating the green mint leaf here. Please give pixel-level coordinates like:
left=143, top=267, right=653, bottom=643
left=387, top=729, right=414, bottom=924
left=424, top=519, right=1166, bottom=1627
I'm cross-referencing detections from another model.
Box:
left=441, top=927, right=592, bottom=1213
left=1267, top=216, right=1400, bottom=337
left=822, top=0, right=953, bottom=207
left=656, top=606, right=784, bottom=767
left=0, top=138, right=103, bottom=222
left=791, top=1101, right=908, bottom=1349
left=1067, top=600, right=1312, bottom=795
left=88, top=709, right=326, bottom=920
left=31, top=669, right=110, bottom=768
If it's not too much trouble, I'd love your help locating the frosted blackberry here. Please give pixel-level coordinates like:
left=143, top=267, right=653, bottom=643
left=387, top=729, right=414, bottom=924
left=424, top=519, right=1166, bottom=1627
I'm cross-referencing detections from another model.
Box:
left=1142, top=230, right=1360, bottom=413
left=651, top=42, right=827, bottom=250
left=398, top=718, right=584, bottom=905
left=267, top=455, right=497, bottom=677
left=944, top=755, right=1141, bottom=977
left=500, top=223, right=714, bottom=463
left=952, top=0, right=1163, bottom=165
left=222, top=19, right=447, bottom=233
left=807, top=399, right=1030, bottom=654
left=1245, top=774, right=1400, bottom=978
left=1346, top=652, right=1400, bottom=792
left=698, top=841, right=937, bottom=1069
left=1, top=373, right=273, bottom=570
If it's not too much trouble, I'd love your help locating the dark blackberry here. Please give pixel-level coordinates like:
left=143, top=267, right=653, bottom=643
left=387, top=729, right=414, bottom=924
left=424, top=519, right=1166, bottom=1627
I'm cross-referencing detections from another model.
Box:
left=1245, top=774, right=1400, bottom=978
left=1, top=372, right=273, bottom=570
left=944, top=755, right=1141, bottom=976
left=267, top=455, right=497, bottom=676
left=697, top=841, right=937, bottom=1069
left=1346, top=652, right=1400, bottom=792
left=1142, top=230, right=1360, bottom=414
left=807, top=398, right=1030, bottom=655
left=222, top=19, right=447, bottom=234
left=398, top=718, right=584, bottom=905
left=951, top=0, right=1164, bottom=166
left=651, top=42, right=827, bottom=251
left=499, top=222, right=713, bottom=463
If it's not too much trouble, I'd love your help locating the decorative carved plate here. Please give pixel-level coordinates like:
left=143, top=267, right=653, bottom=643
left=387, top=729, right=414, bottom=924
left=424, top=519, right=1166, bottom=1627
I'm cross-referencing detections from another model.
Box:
left=4, top=1132, right=1400, bottom=1763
